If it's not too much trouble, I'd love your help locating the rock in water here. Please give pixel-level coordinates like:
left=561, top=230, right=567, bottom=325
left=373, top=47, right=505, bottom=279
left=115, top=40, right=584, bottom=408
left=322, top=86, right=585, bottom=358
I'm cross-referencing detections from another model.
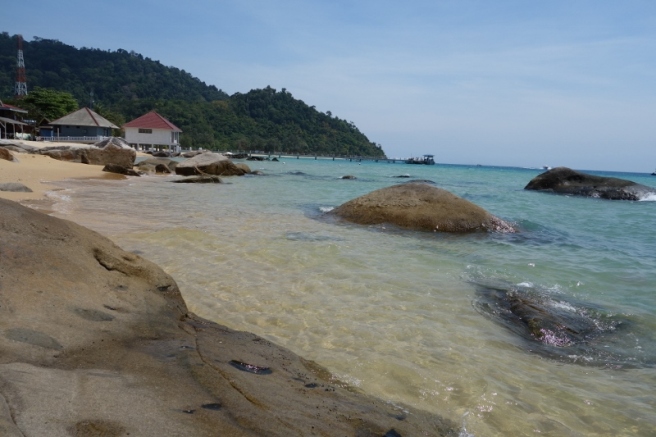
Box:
left=175, top=152, right=247, bottom=176
left=524, top=167, right=656, bottom=200
left=330, top=182, right=515, bottom=233
left=471, top=280, right=652, bottom=368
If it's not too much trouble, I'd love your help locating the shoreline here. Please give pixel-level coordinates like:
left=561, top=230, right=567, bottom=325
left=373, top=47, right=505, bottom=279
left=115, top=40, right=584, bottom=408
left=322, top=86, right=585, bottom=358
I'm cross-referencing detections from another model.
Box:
left=0, top=140, right=149, bottom=210
left=0, top=144, right=458, bottom=435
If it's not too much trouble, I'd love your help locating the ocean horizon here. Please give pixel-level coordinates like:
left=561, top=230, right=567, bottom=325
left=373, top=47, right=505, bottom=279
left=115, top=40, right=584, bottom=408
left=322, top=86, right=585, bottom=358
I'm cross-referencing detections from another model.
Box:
left=48, top=159, right=656, bottom=436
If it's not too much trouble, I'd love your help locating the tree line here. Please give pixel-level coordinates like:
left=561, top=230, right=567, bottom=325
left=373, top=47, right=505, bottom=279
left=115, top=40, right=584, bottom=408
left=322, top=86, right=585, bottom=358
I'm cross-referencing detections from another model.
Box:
left=0, top=32, right=385, bottom=157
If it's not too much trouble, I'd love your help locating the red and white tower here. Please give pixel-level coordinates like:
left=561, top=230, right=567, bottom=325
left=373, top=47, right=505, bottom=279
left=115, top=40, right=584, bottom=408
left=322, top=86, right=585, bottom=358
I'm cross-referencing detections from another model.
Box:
left=15, top=34, right=28, bottom=97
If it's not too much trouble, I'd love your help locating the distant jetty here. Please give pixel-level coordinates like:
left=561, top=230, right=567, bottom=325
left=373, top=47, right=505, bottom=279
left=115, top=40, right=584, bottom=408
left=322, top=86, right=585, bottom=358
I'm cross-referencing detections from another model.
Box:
left=405, top=154, right=435, bottom=165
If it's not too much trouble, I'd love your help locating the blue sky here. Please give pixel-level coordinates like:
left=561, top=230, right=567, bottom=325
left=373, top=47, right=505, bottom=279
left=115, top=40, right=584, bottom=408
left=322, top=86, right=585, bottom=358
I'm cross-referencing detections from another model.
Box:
left=3, top=1, right=656, bottom=172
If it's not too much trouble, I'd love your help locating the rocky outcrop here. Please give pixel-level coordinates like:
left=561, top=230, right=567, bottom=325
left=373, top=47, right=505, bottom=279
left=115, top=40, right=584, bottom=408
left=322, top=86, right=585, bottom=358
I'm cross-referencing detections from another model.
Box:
left=40, top=146, right=87, bottom=163
left=182, top=150, right=204, bottom=158
left=175, top=152, right=247, bottom=177
left=0, top=198, right=457, bottom=436
left=87, top=138, right=136, bottom=168
left=330, top=182, right=515, bottom=233
left=136, top=158, right=178, bottom=174
left=0, top=141, right=40, bottom=154
left=102, top=164, right=140, bottom=176
left=0, top=147, right=14, bottom=162
left=39, top=138, right=136, bottom=168
left=525, top=167, right=656, bottom=200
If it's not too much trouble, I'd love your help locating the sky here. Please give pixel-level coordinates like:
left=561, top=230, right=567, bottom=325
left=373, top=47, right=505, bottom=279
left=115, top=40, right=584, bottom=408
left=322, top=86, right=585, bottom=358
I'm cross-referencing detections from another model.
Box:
left=2, top=1, right=656, bottom=172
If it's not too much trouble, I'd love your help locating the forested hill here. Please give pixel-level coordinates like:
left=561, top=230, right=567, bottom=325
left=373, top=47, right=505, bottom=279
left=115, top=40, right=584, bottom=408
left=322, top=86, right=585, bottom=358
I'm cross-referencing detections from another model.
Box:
left=0, top=32, right=385, bottom=157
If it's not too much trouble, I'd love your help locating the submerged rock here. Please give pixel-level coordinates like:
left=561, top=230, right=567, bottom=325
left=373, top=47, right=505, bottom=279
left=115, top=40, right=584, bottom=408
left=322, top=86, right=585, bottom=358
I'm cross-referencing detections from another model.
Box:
left=329, top=182, right=515, bottom=233
left=172, top=175, right=222, bottom=183
left=525, top=167, right=656, bottom=200
left=471, top=280, right=650, bottom=368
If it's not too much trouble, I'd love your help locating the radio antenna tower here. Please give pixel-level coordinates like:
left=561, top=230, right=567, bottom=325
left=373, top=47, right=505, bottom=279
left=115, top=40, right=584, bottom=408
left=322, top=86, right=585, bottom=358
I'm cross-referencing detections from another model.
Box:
left=15, top=34, right=28, bottom=97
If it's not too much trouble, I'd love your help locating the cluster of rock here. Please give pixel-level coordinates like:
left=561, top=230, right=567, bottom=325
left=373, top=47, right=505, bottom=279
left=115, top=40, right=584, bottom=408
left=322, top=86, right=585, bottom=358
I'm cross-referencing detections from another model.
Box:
left=0, top=139, right=256, bottom=183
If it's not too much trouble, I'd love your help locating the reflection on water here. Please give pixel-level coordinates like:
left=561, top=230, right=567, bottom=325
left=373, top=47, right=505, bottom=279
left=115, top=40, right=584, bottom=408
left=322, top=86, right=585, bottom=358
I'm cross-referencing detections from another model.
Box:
left=50, top=162, right=656, bottom=436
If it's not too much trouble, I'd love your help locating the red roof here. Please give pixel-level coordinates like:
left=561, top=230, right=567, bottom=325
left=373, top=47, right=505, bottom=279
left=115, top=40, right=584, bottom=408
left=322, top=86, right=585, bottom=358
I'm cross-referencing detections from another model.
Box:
left=123, top=111, right=182, bottom=132
left=0, top=101, right=28, bottom=113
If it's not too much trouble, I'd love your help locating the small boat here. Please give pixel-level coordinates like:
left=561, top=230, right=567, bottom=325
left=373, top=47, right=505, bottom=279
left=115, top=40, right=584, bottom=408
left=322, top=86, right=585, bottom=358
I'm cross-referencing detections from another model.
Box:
left=543, top=166, right=552, bottom=170
left=406, top=154, right=435, bottom=165
left=651, top=169, right=656, bottom=176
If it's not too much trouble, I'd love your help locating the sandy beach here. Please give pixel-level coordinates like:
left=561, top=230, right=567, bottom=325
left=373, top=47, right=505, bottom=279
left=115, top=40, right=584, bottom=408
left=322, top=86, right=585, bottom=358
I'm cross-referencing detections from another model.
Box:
left=0, top=140, right=143, bottom=207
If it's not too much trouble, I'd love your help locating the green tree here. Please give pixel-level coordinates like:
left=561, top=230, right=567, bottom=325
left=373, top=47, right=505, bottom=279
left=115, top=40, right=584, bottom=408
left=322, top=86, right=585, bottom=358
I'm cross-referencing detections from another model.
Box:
left=15, top=87, right=78, bottom=121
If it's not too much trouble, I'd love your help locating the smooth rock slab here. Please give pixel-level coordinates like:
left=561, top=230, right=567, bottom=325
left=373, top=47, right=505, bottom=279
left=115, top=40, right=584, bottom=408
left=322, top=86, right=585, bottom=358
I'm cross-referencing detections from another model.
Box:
left=0, top=198, right=458, bottom=436
left=330, top=182, right=515, bottom=233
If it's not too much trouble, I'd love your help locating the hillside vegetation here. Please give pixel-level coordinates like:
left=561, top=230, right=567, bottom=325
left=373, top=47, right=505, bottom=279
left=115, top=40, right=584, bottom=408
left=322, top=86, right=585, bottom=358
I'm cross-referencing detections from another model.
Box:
left=0, top=32, right=385, bottom=157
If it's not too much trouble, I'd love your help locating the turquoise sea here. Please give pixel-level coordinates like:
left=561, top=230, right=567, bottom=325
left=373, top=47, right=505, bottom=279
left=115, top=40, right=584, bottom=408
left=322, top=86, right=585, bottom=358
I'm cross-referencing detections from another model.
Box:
left=50, top=159, right=656, bottom=436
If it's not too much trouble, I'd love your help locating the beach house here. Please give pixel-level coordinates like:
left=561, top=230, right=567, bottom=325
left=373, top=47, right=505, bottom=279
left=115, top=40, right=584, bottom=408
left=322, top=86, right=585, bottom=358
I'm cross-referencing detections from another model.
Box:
left=123, top=111, right=182, bottom=152
left=48, top=107, right=118, bottom=143
left=0, top=100, right=29, bottom=139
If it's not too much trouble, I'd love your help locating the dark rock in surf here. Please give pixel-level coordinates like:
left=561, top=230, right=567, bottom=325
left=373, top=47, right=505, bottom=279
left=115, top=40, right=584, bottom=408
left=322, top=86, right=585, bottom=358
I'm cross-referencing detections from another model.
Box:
left=471, top=281, right=648, bottom=367
left=172, top=175, right=222, bottom=183
left=330, top=182, right=515, bottom=233
left=340, top=175, right=357, bottom=180
left=524, top=167, right=656, bottom=200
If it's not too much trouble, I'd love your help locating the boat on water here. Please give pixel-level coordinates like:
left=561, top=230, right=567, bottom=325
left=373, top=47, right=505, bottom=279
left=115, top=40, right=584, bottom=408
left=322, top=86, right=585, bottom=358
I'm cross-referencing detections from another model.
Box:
left=651, top=169, right=656, bottom=176
left=406, top=154, right=435, bottom=165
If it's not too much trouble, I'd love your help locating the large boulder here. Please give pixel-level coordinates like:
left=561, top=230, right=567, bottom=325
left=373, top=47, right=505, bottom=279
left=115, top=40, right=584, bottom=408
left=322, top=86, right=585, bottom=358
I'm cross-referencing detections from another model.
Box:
left=86, top=138, right=136, bottom=168
left=175, top=152, right=247, bottom=176
left=525, top=167, right=656, bottom=200
left=330, top=182, right=515, bottom=233
left=0, top=198, right=457, bottom=436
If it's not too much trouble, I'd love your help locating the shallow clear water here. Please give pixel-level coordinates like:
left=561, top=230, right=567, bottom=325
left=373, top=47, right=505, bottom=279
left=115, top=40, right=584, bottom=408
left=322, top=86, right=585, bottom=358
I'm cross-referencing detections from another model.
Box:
left=50, top=160, right=656, bottom=436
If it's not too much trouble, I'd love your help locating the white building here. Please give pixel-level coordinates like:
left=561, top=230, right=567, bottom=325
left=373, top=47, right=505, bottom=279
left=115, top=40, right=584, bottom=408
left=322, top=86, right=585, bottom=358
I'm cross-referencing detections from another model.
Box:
left=123, top=111, right=182, bottom=151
